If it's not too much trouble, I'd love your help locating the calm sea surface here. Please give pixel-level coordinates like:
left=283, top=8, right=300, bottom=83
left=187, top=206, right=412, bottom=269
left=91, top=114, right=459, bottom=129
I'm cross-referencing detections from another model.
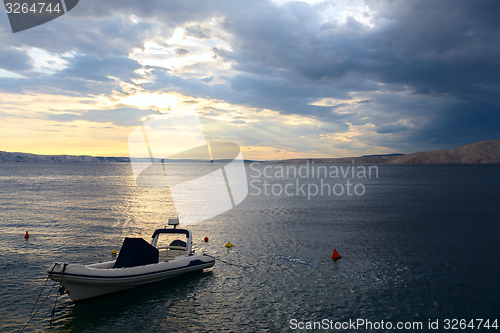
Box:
left=0, top=163, right=499, bottom=332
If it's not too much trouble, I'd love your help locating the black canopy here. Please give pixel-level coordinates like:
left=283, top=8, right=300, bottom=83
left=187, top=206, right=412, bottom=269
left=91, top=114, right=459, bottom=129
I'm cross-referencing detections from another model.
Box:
left=113, top=238, right=159, bottom=268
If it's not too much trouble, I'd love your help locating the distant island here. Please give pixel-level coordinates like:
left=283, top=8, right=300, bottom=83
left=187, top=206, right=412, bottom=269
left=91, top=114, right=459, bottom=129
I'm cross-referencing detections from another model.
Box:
left=1, top=140, right=499, bottom=164
left=0, top=151, right=256, bottom=164
left=276, top=140, right=500, bottom=164
left=0, top=151, right=130, bottom=163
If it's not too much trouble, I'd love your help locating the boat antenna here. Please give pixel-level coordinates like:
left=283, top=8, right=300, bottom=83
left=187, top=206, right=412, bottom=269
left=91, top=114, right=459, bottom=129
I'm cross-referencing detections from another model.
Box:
left=168, top=217, right=179, bottom=229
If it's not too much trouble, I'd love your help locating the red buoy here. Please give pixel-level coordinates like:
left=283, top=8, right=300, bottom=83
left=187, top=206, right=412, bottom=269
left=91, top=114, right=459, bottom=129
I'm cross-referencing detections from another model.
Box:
left=204, top=236, right=209, bottom=242
left=24, top=231, right=30, bottom=239
left=331, top=248, right=341, bottom=259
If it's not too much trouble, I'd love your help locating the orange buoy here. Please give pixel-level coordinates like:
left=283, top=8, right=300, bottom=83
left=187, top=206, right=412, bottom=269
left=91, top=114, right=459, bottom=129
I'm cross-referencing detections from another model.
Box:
left=24, top=231, right=30, bottom=239
left=204, top=236, right=209, bottom=242
left=331, top=248, right=341, bottom=259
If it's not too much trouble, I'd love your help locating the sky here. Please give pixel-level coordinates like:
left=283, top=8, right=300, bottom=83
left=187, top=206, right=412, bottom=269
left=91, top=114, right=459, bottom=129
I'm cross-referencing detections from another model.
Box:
left=0, top=0, right=499, bottom=160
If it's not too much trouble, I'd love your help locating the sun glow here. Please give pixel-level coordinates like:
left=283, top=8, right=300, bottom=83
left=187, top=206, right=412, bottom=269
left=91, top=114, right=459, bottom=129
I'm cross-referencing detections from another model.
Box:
left=117, top=92, right=184, bottom=113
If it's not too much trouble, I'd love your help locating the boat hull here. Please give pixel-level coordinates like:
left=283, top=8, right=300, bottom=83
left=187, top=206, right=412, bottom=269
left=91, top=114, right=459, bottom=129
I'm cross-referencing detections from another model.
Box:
left=48, top=255, right=215, bottom=301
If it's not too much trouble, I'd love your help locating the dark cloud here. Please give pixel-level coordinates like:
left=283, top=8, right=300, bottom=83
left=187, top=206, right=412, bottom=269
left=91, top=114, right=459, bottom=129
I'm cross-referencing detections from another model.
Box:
left=0, top=77, right=42, bottom=93
left=211, top=0, right=500, bottom=147
left=218, top=0, right=500, bottom=100
left=0, top=47, right=33, bottom=72
left=412, top=88, right=430, bottom=96
left=0, top=54, right=142, bottom=96
left=2, top=16, right=156, bottom=58
left=376, top=123, right=411, bottom=134
left=60, top=54, right=141, bottom=82
left=404, top=101, right=500, bottom=148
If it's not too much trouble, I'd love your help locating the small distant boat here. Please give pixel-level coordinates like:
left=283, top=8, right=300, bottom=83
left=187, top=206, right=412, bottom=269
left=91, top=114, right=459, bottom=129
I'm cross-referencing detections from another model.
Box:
left=48, top=219, right=215, bottom=301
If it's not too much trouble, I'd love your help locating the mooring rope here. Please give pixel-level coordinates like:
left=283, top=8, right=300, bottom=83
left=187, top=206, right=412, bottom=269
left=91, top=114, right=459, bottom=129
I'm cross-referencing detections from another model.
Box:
left=20, top=263, right=67, bottom=332
left=203, top=253, right=252, bottom=268
left=20, top=281, right=58, bottom=332
left=50, top=263, right=67, bottom=326
left=28, top=264, right=55, bottom=317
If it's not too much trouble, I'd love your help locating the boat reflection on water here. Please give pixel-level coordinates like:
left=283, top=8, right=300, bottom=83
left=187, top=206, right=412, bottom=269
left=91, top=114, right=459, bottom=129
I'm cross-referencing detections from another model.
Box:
left=55, top=269, right=215, bottom=332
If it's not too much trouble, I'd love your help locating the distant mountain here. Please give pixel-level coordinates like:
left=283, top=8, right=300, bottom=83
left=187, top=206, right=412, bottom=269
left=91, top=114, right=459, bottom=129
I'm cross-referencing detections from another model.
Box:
left=0, top=151, right=258, bottom=163
left=387, top=140, right=500, bottom=164
left=274, top=155, right=397, bottom=164
left=0, top=151, right=130, bottom=163
left=361, top=153, right=404, bottom=158
left=275, top=140, right=500, bottom=164
left=2, top=140, right=499, bottom=164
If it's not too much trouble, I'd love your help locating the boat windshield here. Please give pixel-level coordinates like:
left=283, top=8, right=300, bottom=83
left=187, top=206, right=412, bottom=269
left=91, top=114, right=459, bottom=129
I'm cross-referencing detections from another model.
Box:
left=156, top=233, right=188, bottom=249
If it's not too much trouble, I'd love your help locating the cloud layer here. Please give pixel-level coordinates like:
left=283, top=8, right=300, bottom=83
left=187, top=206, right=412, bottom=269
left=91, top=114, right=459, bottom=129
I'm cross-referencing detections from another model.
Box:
left=1, top=0, right=499, bottom=157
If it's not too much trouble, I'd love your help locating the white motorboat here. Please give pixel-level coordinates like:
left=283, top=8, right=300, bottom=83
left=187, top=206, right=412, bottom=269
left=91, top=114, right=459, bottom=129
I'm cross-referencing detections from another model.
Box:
left=48, top=219, right=215, bottom=301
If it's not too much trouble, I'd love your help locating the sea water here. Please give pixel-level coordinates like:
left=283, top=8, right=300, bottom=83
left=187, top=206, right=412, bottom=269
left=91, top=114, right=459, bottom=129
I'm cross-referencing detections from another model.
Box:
left=0, top=163, right=499, bottom=332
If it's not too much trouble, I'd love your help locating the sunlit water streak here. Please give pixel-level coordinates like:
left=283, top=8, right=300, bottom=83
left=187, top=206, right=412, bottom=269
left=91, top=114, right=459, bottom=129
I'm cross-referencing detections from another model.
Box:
left=0, top=163, right=499, bottom=332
